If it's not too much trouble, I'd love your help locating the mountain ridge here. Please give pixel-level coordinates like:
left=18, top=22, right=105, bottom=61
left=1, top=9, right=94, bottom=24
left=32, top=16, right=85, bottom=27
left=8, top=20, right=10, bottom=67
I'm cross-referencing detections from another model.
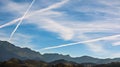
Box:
left=0, top=40, right=120, bottom=64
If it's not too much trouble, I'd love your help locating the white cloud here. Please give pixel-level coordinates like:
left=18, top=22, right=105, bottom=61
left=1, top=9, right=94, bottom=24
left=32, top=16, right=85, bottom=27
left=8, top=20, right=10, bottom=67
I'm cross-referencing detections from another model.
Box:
left=41, top=34, right=120, bottom=52
left=0, top=31, right=36, bottom=49
left=110, top=53, right=120, bottom=58
left=27, top=17, right=74, bottom=40
left=64, top=22, right=120, bottom=33
left=1, top=0, right=120, bottom=58
left=1, top=0, right=30, bottom=15
left=113, top=42, right=120, bottom=46
left=99, top=0, right=120, bottom=7
left=9, top=0, right=35, bottom=41
left=86, top=43, right=106, bottom=53
left=0, top=31, right=9, bottom=41
left=0, top=0, right=72, bottom=40
left=40, top=19, right=74, bottom=40
left=74, top=0, right=120, bottom=21
left=77, top=34, right=107, bottom=53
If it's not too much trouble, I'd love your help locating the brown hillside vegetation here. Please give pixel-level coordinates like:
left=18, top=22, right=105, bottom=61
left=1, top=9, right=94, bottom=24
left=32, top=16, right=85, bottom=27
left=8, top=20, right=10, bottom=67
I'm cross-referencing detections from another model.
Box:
left=1, top=58, right=120, bottom=67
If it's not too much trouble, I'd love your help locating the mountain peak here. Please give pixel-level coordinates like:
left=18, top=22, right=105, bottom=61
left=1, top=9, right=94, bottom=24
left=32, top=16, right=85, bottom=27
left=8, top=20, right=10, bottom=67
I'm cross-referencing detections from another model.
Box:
left=50, top=59, right=77, bottom=65
left=0, top=40, right=43, bottom=61
left=80, top=56, right=95, bottom=58
left=1, top=40, right=120, bottom=64
left=0, top=40, right=11, bottom=45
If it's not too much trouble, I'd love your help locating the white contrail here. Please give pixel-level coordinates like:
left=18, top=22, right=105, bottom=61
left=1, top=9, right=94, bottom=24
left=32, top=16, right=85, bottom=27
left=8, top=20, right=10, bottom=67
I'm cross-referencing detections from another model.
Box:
left=40, top=34, right=120, bottom=50
left=0, top=18, right=21, bottom=28
left=8, top=0, right=35, bottom=41
left=0, top=0, right=69, bottom=29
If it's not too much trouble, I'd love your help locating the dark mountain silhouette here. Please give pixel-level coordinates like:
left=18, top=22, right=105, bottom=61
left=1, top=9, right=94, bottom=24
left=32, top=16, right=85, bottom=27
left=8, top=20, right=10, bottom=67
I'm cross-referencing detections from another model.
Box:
left=42, top=54, right=100, bottom=63
left=73, top=56, right=100, bottom=63
left=1, top=40, right=120, bottom=64
left=0, top=40, right=43, bottom=61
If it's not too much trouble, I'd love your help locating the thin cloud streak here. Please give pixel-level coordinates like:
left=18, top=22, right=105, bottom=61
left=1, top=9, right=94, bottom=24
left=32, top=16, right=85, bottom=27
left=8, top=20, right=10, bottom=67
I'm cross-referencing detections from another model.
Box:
left=0, top=18, right=21, bottom=28
left=0, top=0, right=69, bottom=29
left=8, top=0, right=35, bottom=41
left=41, top=34, right=120, bottom=50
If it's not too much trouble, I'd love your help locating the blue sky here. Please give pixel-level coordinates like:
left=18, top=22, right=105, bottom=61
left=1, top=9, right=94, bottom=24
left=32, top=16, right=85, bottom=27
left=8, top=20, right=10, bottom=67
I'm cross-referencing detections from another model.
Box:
left=0, top=0, right=120, bottom=58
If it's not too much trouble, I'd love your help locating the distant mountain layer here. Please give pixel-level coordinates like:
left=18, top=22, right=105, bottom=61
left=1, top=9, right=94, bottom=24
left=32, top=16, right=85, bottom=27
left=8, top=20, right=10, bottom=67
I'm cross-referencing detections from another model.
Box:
left=0, top=40, right=120, bottom=64
left=1, top=58, right=120, bottom=67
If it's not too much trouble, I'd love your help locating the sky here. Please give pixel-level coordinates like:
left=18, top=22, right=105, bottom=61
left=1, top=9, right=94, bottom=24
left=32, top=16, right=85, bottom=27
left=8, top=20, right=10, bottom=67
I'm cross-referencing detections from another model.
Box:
left=0, top=0, right=120, bottom=58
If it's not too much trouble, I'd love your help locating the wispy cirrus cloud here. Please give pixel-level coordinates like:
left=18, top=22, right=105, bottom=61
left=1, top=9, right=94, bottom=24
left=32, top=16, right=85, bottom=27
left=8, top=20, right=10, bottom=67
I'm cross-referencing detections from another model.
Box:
left=9, top=0, right=35, bottom=41
left=0, top=0, right=69, bottom=28
left=1, top=0, right=120, bottom=58
left=0, top=0, right=73, bottom=40
left=39, top=0, right=120, bottom=55
left=0, top=30, right=35, bottom=49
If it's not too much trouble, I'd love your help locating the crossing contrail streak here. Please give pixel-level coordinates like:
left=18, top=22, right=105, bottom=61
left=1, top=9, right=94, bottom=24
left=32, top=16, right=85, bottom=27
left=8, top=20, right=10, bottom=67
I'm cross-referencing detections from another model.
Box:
left=40, top=34, right=120, bottom=50
left=8, top=0, right=35, bottom=41
left=0, top=18, right=21, bottom=28
left=0, top=0, right=69, bottom=29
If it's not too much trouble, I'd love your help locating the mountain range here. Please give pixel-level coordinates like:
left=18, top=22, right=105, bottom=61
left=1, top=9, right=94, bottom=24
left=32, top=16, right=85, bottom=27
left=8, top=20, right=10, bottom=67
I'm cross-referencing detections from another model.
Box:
left=0, top=40, right=120, bottom=64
